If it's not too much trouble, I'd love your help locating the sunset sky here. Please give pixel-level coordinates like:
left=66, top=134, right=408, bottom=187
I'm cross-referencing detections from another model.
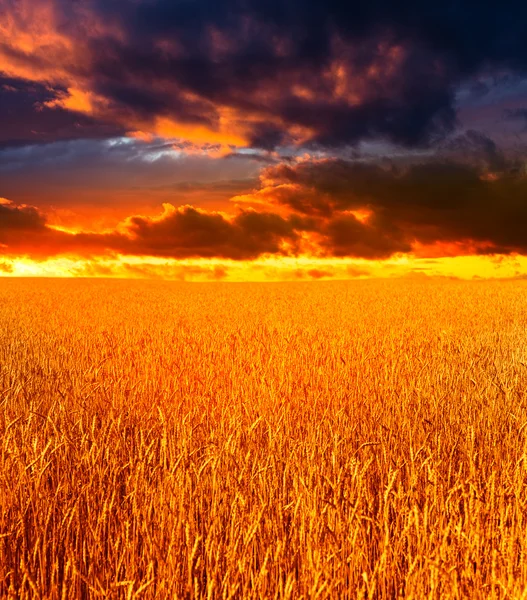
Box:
left=1, top=0, right=527, bottom=280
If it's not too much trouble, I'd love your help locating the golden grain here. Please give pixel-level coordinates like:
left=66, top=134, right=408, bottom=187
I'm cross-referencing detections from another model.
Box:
left=1, top=279, right=527, bottom=599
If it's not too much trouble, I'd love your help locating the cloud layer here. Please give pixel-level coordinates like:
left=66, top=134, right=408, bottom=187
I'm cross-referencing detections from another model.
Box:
left=2, top=0, right=527, bottom=150
left=235, top=156, right=527, bottom=256
left=2, top=0, right=527, bottom=273
left=2, top=154, right=527, bottom=262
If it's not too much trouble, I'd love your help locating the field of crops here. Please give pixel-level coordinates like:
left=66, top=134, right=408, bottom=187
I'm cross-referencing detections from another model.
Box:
left=1, top=279, right=527, bottom=599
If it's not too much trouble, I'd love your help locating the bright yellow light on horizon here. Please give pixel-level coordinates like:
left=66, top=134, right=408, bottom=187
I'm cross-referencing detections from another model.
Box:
left=0, top=254, right=526, bottom=281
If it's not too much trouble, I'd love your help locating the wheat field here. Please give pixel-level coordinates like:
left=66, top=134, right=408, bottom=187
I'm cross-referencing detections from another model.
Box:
left=1, top=278, right=527, bottom=599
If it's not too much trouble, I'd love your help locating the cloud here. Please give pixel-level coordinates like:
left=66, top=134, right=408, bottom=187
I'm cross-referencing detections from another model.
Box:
left=438, top=130, right=507, bottom=171
left=0, top=201, right=312, bottom=260
left=0, top=137, right=261, bottom=226
left=3, top=148, right=527, bottom=262
left=2, top=0, right=527, bottom=150
left=70, top=260, right=229, bottom=281
left=298, top=268, right=335, bottom=280
left=347, top=266, right=371, bottom=277
left=0, top=197, right=47, bottom=235
left=0, top=261, right=13, bottom=273
left=0, top=76, right=124, bottom=148
left=233, top=156, right=527, bottom=256
left=504, top=108, right=527, bottom=130
left=319, top=212, right=410, bottom=258
left=119, top=204, right=309, bottom=259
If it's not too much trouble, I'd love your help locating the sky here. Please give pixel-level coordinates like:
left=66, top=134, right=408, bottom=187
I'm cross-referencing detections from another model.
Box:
left=1, top=0, right=527, bottom=280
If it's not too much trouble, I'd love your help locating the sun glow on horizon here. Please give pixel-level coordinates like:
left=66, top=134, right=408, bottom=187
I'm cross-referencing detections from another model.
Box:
left=1, top=254, right=526, bottom=282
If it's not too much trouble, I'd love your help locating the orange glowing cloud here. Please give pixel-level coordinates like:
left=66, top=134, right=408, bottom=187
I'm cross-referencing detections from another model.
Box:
left=3, top=145, right=527, bottom=273
left=153, top=115, right=248, bottom=149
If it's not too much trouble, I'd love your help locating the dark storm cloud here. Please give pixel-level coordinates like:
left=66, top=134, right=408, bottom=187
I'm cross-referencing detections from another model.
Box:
left=252, top=157, right=527, bottom=255
left=119, top=206, right=311, bottom=259
left=0, top=77, right=124, bottom=148
left=504, top=108, right=527, bottom=130
left=0, top=202, right=314, bottom=260
left=83, top=0, right=527, bottom=147
left=439, top=130, right=507, bottom=171
left=3, top=0, right=527, bottom=149
left=319, top=212, right=411, bottom=258
left=0, top=199, right=46, bottom=233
